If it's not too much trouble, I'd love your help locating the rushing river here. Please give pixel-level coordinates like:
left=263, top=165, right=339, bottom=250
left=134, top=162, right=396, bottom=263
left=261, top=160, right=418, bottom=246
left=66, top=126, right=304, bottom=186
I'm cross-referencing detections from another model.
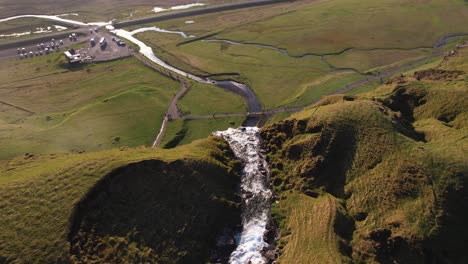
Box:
left=214, top=127, right=272, bottom=264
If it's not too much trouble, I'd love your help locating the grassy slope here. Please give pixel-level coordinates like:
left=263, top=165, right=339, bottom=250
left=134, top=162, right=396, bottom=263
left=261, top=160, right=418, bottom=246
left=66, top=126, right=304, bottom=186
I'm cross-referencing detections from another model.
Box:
left=0, top=137, right=240, bottom=263
left=261, top=48, right=468, bottom=263
left=0, top=54, right=180, bottom=159
left=161, top=117, right=245, bottom=149
left=274, top=193, right=351, bottom=263
left=178, top=82, right=247, bottom=115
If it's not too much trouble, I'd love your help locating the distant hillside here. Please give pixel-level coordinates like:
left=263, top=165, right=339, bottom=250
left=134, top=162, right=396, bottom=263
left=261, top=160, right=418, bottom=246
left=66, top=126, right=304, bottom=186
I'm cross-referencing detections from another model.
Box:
left=261, top=46, right=468, bottom=263
left=0, top=137, right=241, bottom=263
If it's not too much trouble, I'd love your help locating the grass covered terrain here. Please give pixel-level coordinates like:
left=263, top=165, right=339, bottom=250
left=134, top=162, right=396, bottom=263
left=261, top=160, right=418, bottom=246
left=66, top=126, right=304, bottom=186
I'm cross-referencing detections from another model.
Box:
left=0, top=53, right=180, bottom=159
left=161, top=117, right=245, bottom=149
left=137, top=31, right=339, bottom=109
left=178, top=82, right=247, bottom=115
left=273, top=193, right=352, bottom=263
left=0, top=137, right=241, bottom=263
left=219, top=0, right=468, bottom=55
left=128, top=0, right=466, bottom=110
left=262, top=47, right=468, bottom=263
left=325, top=48, right=434, bottom=74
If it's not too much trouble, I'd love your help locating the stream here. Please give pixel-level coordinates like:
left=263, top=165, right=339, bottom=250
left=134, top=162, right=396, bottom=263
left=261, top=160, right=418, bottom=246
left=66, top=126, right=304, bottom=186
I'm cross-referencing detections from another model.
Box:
left=214, top=127, right=272, bottom=264
left=111, top=27, right=262, bottom=125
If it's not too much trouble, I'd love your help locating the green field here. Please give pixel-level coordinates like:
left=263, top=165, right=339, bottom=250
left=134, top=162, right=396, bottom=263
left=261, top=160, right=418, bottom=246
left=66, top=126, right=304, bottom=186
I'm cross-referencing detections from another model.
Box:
left=218, top=0, right=468, bottom=55
left=178, top=82, right=247, bottom=115
left=0, top=54, right=180, bottom=159
left=126, top=0, right=466, bottom=110
left=137, top=31, right=342, bottom=109
left=161, top=117, right=245, bottom=148
left=325, top=48, right=434, bottom=74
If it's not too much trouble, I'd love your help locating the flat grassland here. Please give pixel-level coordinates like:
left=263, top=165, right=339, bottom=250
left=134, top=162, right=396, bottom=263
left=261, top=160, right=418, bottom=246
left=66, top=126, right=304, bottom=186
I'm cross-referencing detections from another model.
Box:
left=0, top=53, right=181, bottom=159
left=178, top=82, right=247, bottom=115
left=130, top=0, right=467, bottom=109
left=325, top=48, right=434, bottom=74
left=219, top=0, right=468, bottom=55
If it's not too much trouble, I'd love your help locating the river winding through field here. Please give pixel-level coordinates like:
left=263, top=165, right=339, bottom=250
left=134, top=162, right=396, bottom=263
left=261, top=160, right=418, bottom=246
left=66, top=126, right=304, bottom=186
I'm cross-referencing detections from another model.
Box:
left=214, top=127, right=272, bottom=264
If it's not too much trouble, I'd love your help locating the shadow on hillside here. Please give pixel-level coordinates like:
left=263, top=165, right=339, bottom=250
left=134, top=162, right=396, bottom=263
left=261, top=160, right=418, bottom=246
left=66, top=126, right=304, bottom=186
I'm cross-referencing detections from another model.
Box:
left=68, top=159, right=241, bottom=263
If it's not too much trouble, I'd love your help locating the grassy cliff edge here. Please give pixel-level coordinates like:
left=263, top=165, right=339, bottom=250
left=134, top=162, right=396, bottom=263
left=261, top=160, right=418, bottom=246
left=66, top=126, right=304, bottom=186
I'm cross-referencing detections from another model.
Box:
left=261, top=47, right=468, bottom=263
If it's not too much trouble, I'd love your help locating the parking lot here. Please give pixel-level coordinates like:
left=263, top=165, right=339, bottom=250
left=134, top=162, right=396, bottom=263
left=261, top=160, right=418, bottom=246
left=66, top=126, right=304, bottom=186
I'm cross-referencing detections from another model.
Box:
left=85, top=30, right=131, bottom=61
left=0, top=27, right=131, bottom=63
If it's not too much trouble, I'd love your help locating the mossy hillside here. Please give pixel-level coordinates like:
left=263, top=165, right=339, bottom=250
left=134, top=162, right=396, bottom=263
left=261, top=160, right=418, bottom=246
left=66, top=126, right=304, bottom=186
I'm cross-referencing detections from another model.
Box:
left=0, top=137, right=241, bottom=263
left=261, top=49, right=468, bottom=263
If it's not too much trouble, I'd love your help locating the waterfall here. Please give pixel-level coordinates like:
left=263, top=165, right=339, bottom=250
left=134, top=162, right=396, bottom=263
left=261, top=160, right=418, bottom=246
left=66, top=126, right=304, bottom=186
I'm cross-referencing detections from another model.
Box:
left=213, top=127, right=272, bottom=264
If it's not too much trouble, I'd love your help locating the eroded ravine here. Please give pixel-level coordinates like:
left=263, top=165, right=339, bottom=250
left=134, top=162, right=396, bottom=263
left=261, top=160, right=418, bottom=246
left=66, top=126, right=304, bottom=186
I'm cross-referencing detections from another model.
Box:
left=213, top=127, right=273, bottom=264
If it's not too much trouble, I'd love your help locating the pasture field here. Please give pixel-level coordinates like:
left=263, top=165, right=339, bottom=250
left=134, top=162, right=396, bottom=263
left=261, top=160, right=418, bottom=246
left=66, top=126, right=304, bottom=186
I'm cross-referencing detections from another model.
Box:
left=325, top=48, right=434, bottom=74
left=218, top=0, right=468, bottom=55
left=178, top=82, right=247, bottom=115
left=0, top=54, right=180, bottom=159
left=137, top=31, right=339, bottom=109
left=127, top=0, right=466, bottom=110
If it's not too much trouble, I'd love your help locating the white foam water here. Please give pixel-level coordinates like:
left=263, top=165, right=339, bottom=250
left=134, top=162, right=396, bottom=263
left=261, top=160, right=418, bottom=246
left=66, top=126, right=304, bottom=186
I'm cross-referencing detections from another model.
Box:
left=213, top=127, right=272, bottom=264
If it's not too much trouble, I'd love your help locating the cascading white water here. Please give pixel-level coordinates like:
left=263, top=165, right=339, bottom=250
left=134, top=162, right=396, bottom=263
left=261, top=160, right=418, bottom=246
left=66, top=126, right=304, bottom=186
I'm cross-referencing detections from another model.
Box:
left=213, top=127, right=272, bottom=264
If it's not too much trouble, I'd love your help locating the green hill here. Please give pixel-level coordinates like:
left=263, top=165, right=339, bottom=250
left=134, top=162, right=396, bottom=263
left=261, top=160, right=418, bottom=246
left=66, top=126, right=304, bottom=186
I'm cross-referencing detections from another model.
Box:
left=0, top=137, right=241, bottom=263
left=261, top=47, right=468, bottom=263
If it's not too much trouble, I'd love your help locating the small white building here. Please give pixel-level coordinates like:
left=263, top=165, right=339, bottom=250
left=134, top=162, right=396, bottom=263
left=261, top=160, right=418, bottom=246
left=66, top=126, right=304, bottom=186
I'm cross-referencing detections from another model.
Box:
left=64, top=51, right=81, bottom=63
